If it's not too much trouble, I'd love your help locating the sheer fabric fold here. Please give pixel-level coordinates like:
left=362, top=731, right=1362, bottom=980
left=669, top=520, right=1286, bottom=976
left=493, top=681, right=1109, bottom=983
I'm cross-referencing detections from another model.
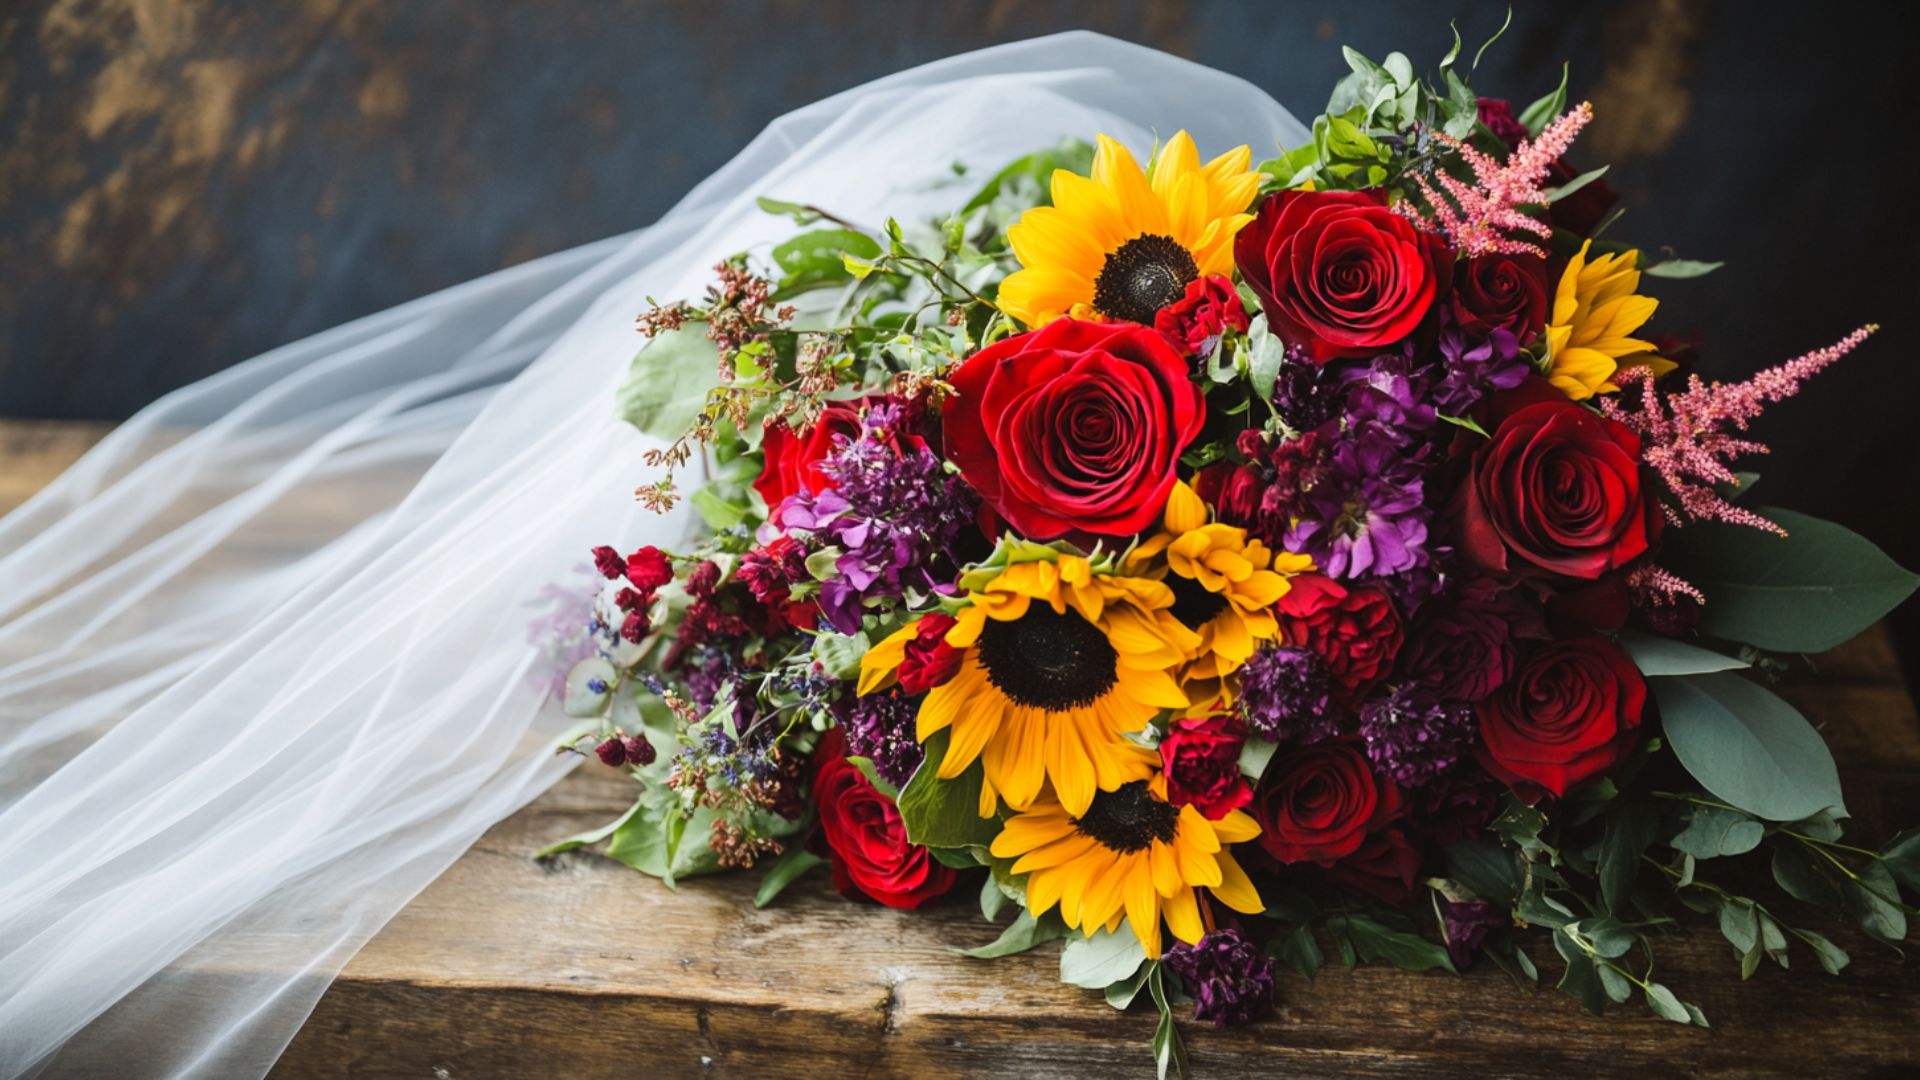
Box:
left=0, top=32, right=1306, bottom=1077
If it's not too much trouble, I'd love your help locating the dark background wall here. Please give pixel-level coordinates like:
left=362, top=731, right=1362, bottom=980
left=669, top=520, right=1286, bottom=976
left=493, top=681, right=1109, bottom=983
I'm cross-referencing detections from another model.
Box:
left=2, top=0, right=1917, bottom=578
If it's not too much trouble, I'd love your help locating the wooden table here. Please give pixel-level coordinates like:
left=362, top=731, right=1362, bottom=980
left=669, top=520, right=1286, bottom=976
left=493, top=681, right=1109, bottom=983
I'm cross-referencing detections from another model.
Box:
left=6, top=420, right=1918, bottom=1078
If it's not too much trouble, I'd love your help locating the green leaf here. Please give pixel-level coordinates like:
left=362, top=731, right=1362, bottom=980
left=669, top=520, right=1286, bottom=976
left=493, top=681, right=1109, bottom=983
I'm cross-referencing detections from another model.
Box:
left=1598, top=800, right=1662, bottom=913
left=753, top=847, right=825, bottom=908
left=562, top=658, right=618, bottom=718
left=537, top=795, right=645, bottom=858
left=770, top=228, right=882, bottom=294
left=1246, top=315, right=1286, bottom=405
left=1652, top=672, right=1847, bottom=822
left=1329, top=914, right=1457, bottom=973
left=1148, top=963, right=1191, bottom=1080
left=1644, top=982, right=1700, bottom=1025
left=845, top=755, right=898, bottom=800
left=1547, top=165, right=1610, bottom=204
left=1105, top=958, right=1155, bottom=1009
left=979, top=875, right=1009, bottom=922
left=1060, top=922, right=1149, bottom=989
left=1788, top=927, right=1850, bottom=975
left=811, top=630, right=871, bottom=682
left=1574, top=916, right=1637, bottom=959
left=1882, top=827, right=1920, bottom=893
left=960, top=138, right=1094, bottom=216
left=953, top=909, right=1067, bottom=959
left=1473, top=5, right=1514, bottom=70
left=755, top=195, right=821, bottom=224
left=1273, top=922, right=1325, bottom=980
left=1772, top=840, right=1845, bottom=907
left=1444, top=838, right=1520, bottom=906
left=1641, top=258, right=1725, bottom=279
left=1554, top=930, right=1607, bottom=1015
left=615, top=327, right=721, bottom=439
left=1439, top=20, right=1463, bottom=69
left=1615, top=629, right=1747, bottom=676
left=1238, top=735, right=1280, bottom=784
left=1517, top=62, right=1569, bottom=134
left=1672, top=804, right=1765, bottom=859
left=603, top=800, right=671, bottom=879
left=689, top=485, right=749, bottom=531
left=896, top=729, right=1002, bottom=849
left=1844, top=861, right=1909, bottom=946
left=1664, top=508, right=1919, bottom=653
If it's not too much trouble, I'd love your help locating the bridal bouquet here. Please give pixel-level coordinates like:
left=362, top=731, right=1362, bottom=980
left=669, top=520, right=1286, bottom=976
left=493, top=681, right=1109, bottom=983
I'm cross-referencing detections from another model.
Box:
left=543, top=25, right=1918, bottom=1073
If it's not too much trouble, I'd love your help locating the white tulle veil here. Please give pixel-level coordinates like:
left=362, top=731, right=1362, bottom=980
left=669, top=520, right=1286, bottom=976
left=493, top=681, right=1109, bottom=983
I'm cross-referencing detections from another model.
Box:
left=0, top=32, right=1307, bottom=1077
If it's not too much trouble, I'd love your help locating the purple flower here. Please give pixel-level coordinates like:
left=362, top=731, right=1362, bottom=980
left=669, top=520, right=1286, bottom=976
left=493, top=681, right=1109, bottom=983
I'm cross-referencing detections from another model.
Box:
left=1440, top=898, right=1507, bottom=969
left=840, top=687, right=923, bottom=789
left=774, top=407, right=976, bottom=634
left=1270, top=348, right=1341, bottom=433
left=1162, top=928, right=1276, bottom=1027
left=1283, top=429, right=1431, bottom=580
left=1237, top=645, right=1337, bottom=744
left=1356, top=685, right=1475, bottom=789
left=1341, top=352, right=1438, bottom=442
left=1433, top=321, right=1528, bottom=415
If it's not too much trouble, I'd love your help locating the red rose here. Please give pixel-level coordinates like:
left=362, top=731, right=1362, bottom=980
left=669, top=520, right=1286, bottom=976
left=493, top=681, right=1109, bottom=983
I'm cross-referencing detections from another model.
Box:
left=1476, top=636, right=1646, bottom=799
left=943, top=319, right=1205, bottom=539
left=1321, top=827, right=1423, bottom=905
left=1234, top=189, right=1449, bottom=363
left=1450, top=253, right=1548, bottom=342
left=1160, top=713, right=1253, bottom=820
left=755, top=396, right=922, bottom=523
left=1455, top=381, right=1657, bottom=580
left=813, top=731, right=956, bottom=909
left=1275, top=576, right=1405, bottom=704
left=1255, top=738, right=1402, bottom=864
left=897, top=612, right=962, bottom=694
left=1154, top=274, right=1250, bottom=357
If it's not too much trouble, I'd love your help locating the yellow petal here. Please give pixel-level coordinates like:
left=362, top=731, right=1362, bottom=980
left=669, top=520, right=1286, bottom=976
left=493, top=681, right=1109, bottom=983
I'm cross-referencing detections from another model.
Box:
left=1211, top=851, right=1264, bottom=914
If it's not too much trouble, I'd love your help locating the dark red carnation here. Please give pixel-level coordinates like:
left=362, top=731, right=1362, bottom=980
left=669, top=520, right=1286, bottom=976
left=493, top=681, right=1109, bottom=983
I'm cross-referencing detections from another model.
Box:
left=812, top=730, right=956, bottom=909
left=737, top=536, right=819, bottom=633
left=1160, top=713, right=1253, bottom=820
left=625, top=546, right=674, bottom=592
left=897, top=613, right=962, bottom=695
left=1154, top=274, right=1251, bottom=357
left=1275, top=576, right=1404, bottom=704
left=1476, top=636, right=1646, bottom=799
left=1450, top=253, right=1549, bottom=342
left=1193, top=460, right=1263, bottom=529
left=943, top=318, right=1205, bottom=539
left=1454, top=380, right=1658, bottom=581
left=590, top=545, right=625, bottom=579
left=1255, top=738, right=1402, bottom=864
left=1234, top=189, right=1450, bottom=363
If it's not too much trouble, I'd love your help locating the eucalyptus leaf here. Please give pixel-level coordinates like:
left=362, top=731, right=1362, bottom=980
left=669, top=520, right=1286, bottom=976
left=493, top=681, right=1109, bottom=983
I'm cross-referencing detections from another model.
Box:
left=563, top=658, right=618, bottom=718
left=1061, top=922, right=1149, bottom=989
left=1444, top=838, right=1520, bottom=906
left=1615, top=629, right=1747, bottom=676
left=1237, top=735, right=1280, bottom=784
left=1105, top=959, right=1154, bottom=1010
left=953, top=909, right=1066, bottom=959
left=1653, top=672, right=1847, bottom=822
left=1641, top=258, right=1725, bottom=279
left=1644, top=983, right=1700, bottom=1025
left=614, top=326, right=720, bottom=440
left=1663, top=508, right=1919, bottom=653
left=1843, top=861, right=1908, bottom=946
left=1273, top=922, right=1324, bottom=980
left=536, top=795, right=644, bottom=858
left=811, top=630, right=871, bottom=681
left=1880, top=826, right=1920, bottom=893
left=1245, top=316, right=1285, bottom=406
left=1148, top=963, right=1191, bottom=1080
left=1772, top=840, right=1844, bottom=908
left=1598, top=800, right=1661, bottom=913
left=1672, top=804, right=1766, bottom=859
left=771, top=228, right=881, bottom=295
left=1554, top=930, right=1607, bottom=1015
left=1788, top=927, right=1850, bottom=975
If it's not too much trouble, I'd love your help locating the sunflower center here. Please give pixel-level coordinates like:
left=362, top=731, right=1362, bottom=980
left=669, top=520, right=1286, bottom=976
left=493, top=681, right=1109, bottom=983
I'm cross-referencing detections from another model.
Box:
left=1073, top=780, right=1180, bottom=853
left=1166, top=572, right=1229, bottom=631
left=976, top=603, right=1119, bottom=711
left=1093, top=234, right=1198, bottom=324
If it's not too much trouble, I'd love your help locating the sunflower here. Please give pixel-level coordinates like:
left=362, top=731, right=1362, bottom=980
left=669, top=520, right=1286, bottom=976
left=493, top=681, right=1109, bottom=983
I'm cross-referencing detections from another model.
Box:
left=860, top=552, right=1198, bottom=816
left=990, top=772, right=1263, bottom=958
left=1543, top=239, right=1675, bottom=399
left=1127, top=481, right=1313, bottom=705
left=998, top=131, right=1260, bottom=329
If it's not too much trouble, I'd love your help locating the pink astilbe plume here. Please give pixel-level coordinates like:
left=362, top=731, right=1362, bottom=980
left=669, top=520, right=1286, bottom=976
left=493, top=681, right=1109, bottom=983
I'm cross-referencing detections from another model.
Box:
left=1600, top=324, right=1879, bottom=535
left=1403, top=101, right=1594, bottom=257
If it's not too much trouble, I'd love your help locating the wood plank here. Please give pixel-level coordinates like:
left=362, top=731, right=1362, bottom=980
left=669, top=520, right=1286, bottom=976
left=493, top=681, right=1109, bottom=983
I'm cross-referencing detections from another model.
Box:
left=5, top=420, right=1918, bottom=1077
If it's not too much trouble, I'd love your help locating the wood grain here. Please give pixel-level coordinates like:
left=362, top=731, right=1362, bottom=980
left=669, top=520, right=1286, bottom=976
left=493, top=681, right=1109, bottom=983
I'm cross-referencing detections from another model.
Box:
left=4, top=420, right=1917, bottom=1078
